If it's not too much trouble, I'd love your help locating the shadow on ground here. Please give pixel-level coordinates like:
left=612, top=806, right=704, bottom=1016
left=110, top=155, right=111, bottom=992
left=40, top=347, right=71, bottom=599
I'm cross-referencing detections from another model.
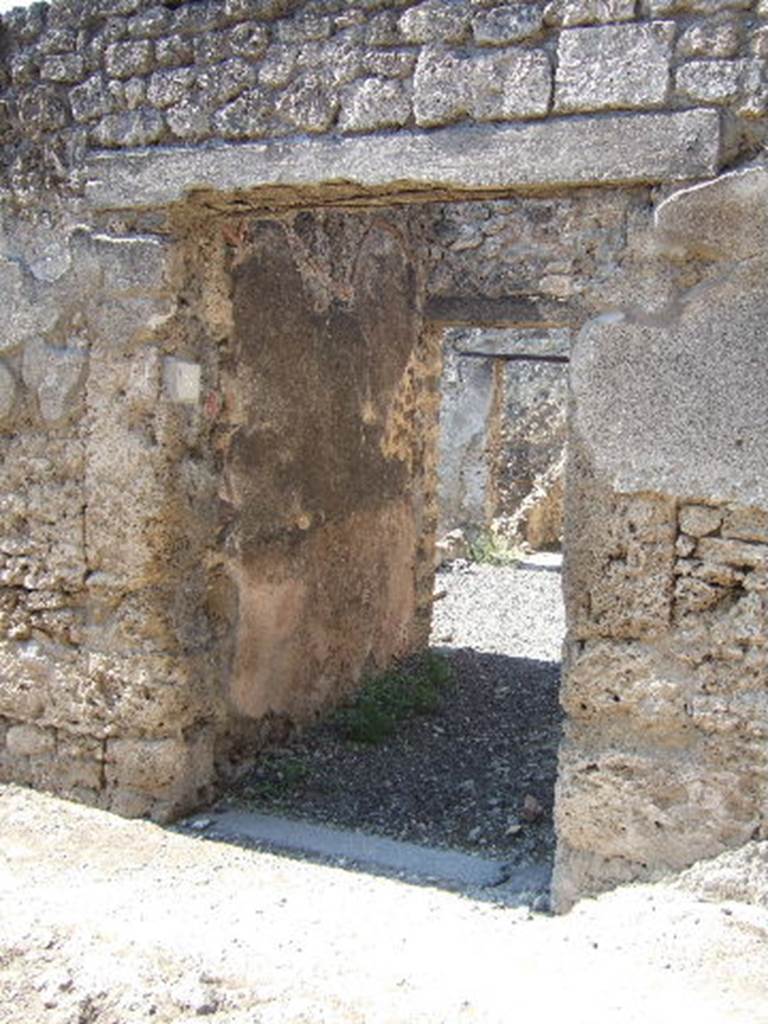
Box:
left=211, top=648, right=562, bottom=880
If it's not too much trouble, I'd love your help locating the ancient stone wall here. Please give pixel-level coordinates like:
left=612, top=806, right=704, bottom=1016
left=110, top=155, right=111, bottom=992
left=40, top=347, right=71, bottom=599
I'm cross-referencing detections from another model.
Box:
left=437, top=326, right=568, bottom=554
left=0, top=0, right=752, bottom=194
left=1, top=0, right=767, bottom=909
left=553, top=167, right=768, bottom=908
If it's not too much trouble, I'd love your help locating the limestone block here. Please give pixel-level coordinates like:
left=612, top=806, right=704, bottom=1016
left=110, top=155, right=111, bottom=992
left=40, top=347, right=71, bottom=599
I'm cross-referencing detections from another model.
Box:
left=0, top=258, right=58, bottom=351
left=105, top=40, right=154, bottom=79
left=696, top=536, right=768, bottom=569
left=399, top=0, right=470, bottom=43
left=551, top=0, right=636, bottom=26
left=679, top=504, right=722, bottom=537
left=656, top=167, right=768, bottom=261
left=93, top=109, right=166, bottom=148
left=106, top=730, right=214, bottom=807
left=0, top=362, right=17, bottom=421
left=276, top=72, right=338, bottom=132
left=213, top=89, right=272, bottom=139
left=469, top=48, right=551, bottom=121
left=40, top=53, right=84, bottom=83
left=677, top=15, right=742, bottom=57
left=339, top=78, right=412, bottom=132
left=84, top=110, right=721, bottom=210
left=22, top=339, right=87, bottom=426
left=414, top=45, right=551, bottom=124
left=147, top=67, right=195, bottom=108
left=257, top=44, right=297, bottom=88
left=413, top=45, right=467, bottom=125
left=70, top=74, right=116, bottom=123
left=676, top=58, right=743, bottom=103
left=163, top=357, right=201, bottom=405
left=472, top=4, right=545, bottom=44
left=87, top=232, right=175, bottom=296
left=155, top=34, right=194, bottom=68
left=6, top=723, right=55, bottom=757
left=572, top=262, right=768, bottom=508
left=722, top=506, right=768, bottom=543
left=555, top=22, right=674, bottom=112
left=166, top=99, right=211, bottom=142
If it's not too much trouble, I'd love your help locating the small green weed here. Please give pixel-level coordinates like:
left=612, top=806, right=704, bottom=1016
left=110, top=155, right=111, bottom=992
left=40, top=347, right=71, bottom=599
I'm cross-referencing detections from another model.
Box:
left=332, top=651, right=453, bottom=744
left=244, top=755, right=310, bottom=802
left=468, top=529, right=524, bottom=567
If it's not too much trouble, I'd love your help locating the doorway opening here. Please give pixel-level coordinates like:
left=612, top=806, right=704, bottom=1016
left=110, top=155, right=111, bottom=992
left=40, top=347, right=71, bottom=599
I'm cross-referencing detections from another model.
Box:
left=200, top=198, right=568, bottom=898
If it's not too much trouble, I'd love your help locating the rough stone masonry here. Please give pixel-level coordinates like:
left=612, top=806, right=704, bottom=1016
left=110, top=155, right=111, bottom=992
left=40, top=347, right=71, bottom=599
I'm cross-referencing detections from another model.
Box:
left=0, top=0, right=767, bottom=910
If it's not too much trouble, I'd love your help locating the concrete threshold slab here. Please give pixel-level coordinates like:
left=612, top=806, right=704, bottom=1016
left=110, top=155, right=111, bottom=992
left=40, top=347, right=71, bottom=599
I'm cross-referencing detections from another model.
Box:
left=190, top=809, right=549, bottom=901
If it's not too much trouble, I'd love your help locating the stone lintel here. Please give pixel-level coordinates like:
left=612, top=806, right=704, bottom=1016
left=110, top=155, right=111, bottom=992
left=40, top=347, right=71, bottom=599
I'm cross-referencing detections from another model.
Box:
left=444, top=326, right=572, bottom=359
left=83, top=109, right=722, bottom=211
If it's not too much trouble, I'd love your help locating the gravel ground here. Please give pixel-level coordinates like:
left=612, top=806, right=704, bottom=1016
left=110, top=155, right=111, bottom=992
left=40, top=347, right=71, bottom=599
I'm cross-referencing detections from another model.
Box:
left=225, top=562, right=565, bottom=867
left=2, top=785, right=767, bottom=1024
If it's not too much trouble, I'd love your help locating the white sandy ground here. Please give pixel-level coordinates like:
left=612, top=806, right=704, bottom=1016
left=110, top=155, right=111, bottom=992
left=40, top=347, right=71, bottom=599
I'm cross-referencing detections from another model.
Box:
left=1, top=785, right=767, bottom=1024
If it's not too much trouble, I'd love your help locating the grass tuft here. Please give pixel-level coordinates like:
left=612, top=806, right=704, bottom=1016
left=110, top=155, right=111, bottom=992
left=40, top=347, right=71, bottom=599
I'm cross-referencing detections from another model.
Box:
left=332, top=651, right=454, bottom=745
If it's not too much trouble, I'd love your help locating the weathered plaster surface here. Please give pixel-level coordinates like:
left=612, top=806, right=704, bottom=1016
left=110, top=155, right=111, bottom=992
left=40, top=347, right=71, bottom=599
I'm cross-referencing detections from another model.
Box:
left=553, top=167, right=768, bottom=909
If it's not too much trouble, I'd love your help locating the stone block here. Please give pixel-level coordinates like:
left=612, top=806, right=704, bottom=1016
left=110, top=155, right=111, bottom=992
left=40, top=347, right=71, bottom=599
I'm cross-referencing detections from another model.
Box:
left=553, top=0, right=636, bottom=26
left=84, top=110, right=721, bottom=210
left=155, top=34, right=194, bottom=68
left=70, top=74, right=115, bottom=123
left=147, top=68, right=195, bottom=109
left=752, top=25, right=768, bottom=57
left=399, top=0, right=470, bottom=43
left=676, top=59, right=743, bottom=103
left=722, top=507, right=768, bottom=543
left=469, top=48, right=551, bottom=121
left=555, top=22, right=674, bottom=112
left=87, top=232, right=175, bottom=296
left=92, top=109, right=166, bottom=148
left=40, top=53, right=84, bottom=83
left=6, top=723, right=55, bottom=758
left=0, top=362, right=17, bottom=421
left=414, top=45, right=551, bottom=125
left=413, top=45, right=467, bottom=125
left=656, top=167, right=768, bottom=262
left=106, top=730, right=214, bottom=804
left=163, top=357, right=201, bottom=405
left=679, top=504, right=722, bottom=537
left=696, top=536, right=768, bottom=568
left=128, top=6, right=170, bottom=39
left=0, top=257, right=59, bottom=351
left=229, top=23, right=269, bottom=59
left=677, top=15, right=742, bottom=58
left=212, top=89, right=272, bottom=139
left=105, top=40, right=155, bottom=79
left=276, top=72, right=338, bottom=132
left=339, top=78, right=412, bottom=132
left=472, top=3, right=545, bottom=44
left=363, top=50, right=417, bottom=79
left=22, top=340, right=86, bottom=426
left=166, top=100, right=211, bottom=142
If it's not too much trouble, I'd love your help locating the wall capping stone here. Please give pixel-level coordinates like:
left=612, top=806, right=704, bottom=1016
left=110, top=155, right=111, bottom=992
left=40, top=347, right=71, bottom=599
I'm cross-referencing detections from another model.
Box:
left=83, top=109, right=722, bottom=211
